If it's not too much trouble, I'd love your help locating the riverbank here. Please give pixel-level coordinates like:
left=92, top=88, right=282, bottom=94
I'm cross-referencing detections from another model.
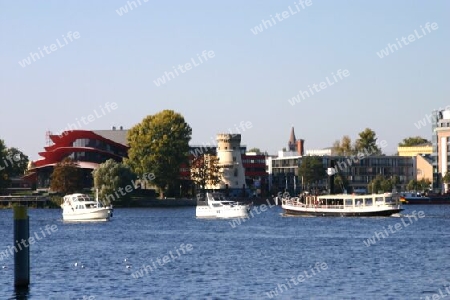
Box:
left=0, top=195, right=278, bottom=209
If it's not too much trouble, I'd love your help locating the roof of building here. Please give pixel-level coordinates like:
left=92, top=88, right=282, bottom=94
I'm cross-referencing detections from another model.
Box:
left=398, top=143, right=432, bottom=148
left=93, top=129, right=128, bottom=146
left=419, top=154, right=433, bottom=164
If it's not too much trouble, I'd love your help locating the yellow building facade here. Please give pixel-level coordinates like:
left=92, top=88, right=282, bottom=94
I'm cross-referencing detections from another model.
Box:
left=397, top=145, right=432, bottom=157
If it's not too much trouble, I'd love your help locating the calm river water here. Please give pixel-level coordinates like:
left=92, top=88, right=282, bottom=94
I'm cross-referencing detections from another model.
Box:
left=0, top=204, right=450, bottom=299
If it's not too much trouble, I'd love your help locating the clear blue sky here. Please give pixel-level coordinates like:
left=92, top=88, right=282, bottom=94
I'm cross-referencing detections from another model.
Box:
left=1, top=0, right=449, bottom=160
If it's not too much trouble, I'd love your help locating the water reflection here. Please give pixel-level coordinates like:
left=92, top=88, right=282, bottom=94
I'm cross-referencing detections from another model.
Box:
left=13, top=285, right=29, bottom=300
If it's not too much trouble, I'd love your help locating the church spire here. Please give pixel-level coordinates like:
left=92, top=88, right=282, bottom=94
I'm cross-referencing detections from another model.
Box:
left=288, top=127, right=296, bottom=151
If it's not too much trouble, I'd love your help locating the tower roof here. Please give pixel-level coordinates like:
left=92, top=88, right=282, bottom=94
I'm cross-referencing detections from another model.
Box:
left=289, top=127, right=296, bottom=145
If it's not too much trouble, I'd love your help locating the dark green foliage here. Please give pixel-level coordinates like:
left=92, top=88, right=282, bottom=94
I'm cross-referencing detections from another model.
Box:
left=297, top=156, right=326, bottom=189
left=50, top=157, right=83, bottom=194
left=125, top=110, right=192, bottom=198
left=92, top=159, right=137, bottom=205
left=398, top=136, right=430, bottom=147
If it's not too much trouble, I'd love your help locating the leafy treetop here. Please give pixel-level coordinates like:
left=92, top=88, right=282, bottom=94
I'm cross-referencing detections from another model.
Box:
left=125, top=110, right=192, bottom=198
left=50, top=157, right=83, bottom=195
left=398, top=136, right=430, bottom=147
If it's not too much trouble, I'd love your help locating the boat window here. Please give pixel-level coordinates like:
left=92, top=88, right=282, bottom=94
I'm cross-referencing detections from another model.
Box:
left=375, top=197, right=384, bottom=203
left=365, top=198, right=373, bottom=206
left=345, top=199, right=353, bottom=206
left=385, top=197, right=393, bottom=203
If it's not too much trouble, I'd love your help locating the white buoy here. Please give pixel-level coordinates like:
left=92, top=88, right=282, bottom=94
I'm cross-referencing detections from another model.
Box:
left=74, top=262, right=78, bottom=267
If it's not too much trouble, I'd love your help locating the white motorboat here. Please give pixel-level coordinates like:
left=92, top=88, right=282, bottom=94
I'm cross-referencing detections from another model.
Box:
left=61, top=193, right=113, bottom=221
left=196, top=192, right=251, bottom=218
left=282, top=192, right=403, bottom=217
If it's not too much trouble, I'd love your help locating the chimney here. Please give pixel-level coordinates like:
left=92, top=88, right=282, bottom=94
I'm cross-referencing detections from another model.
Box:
left=296, top=139, right=304, bottom=156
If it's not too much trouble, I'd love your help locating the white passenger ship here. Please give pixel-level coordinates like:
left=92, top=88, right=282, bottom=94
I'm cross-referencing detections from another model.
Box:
left=282, top=192, right=403, bottom=217
left=196, top=192, right=251, bottom=218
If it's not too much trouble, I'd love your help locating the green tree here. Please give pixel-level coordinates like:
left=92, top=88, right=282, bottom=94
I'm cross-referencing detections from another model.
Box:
left=442, top=172, right=450, bottom=184
left=125, top=110, right=192, bottom=198
left=368, top=175, right=393, bottom=193
left=92, top=159, right=137, bottom=205
left=406, top=179, right=418, bottom=191
left=355, top=128, right=382, bottom=155
left=0, top=140, right=10, bottom=193
left=333, top=174, right=349, bottom=193
left=417, top=178, right=431, bottom=192
left=297, top=156, right=326, bottom=191
left=5, top=147, right=29, bottom=177
left=380, top=178, right=393, bottom=192
left=247, top=147, right=261, bottom=154
left=391, top=175, right=400, bottom=191
left=398, top=136, right=430, bottom=147
left=190, top=154, right=221, bottom=193
left=50, top=157, right=83, bottom=194
left=332, top=135, right=355, bottom=156
left=368, top=175, right=380, bottom=193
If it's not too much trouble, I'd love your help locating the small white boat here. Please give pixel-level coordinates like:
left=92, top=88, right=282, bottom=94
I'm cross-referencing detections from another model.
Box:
left=196, top=192, right=251, bottom=218
left=61, top=193, right=113, bottom=221
left=282, top=192, right=403, bottom=217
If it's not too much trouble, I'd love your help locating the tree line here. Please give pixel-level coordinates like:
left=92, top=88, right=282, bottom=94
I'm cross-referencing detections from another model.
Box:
left=0, top=140, right=29, bottom=194
left=49, top=109, right=220, bottom=204
left=297, top=129, right=434, bottom=194
left=2, top=111, right=439, bottom=200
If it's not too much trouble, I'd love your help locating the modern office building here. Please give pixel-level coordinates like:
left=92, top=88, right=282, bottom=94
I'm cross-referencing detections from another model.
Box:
left=268, top=128, right=416, bottom=195
left=416, top=154, right=433, bottom=182
left=25, top=128, right=128, bottom=189
left=305, top=148, right=335, bottom=156
left=242, top=151, right=267, bottom=196
left=433, top=109, right=450, bottom=192
left=397, top=144, right=433, bottom=184
left=268, top=153, right=416, bottom=195
left=397, top=144, right=432, bottom=157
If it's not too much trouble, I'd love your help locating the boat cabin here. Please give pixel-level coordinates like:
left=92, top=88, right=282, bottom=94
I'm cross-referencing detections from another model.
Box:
left=300, top=193, right=398, bottom=209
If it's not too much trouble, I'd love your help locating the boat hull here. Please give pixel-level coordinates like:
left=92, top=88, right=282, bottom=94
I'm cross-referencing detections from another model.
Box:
left=196, top=206, right=249, bottom=218
left=402, top=197, right=450, bottom=205
left=283, top=207, right=403, bottom=217
left=62, top=208, right=111, bottom=221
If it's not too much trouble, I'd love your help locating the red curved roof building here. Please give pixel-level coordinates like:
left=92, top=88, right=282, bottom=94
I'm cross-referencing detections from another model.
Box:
left=27, top=129, right=128, bottom=189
